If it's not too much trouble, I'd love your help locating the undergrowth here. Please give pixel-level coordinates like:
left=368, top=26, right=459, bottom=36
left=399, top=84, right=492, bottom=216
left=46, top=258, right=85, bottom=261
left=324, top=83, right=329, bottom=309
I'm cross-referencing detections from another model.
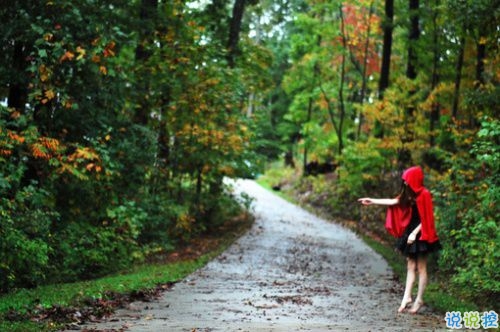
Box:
left=0, top=210, right=254, bottom=332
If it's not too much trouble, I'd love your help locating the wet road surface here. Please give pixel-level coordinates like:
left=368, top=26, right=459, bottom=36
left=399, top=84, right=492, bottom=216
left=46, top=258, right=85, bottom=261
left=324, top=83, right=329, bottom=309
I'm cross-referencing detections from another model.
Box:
left=75, top=179, right=445, bottom=331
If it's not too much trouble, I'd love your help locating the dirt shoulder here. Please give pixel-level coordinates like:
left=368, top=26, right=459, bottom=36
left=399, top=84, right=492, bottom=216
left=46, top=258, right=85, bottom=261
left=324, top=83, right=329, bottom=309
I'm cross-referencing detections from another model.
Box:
left=74, top=179, right=446, bottom=331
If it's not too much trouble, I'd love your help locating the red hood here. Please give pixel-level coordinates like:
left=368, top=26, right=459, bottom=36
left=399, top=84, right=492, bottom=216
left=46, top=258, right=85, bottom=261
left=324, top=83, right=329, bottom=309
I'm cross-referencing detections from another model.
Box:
left=385, top=166, right=439, bottom=243
left=402, top=166, right=424, bottom=194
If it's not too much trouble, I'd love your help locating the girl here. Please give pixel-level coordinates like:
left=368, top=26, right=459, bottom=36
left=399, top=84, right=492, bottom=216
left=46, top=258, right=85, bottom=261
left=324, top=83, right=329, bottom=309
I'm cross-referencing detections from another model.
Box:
left=358, top=166, right=441, bottom=314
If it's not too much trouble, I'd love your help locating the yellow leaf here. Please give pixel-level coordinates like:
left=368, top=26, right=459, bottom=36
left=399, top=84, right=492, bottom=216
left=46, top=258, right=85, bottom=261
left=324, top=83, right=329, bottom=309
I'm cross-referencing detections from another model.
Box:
left=45, top=89, right=56, bottom=100
left=76, top=46, right=86, bottom=60
left=39, top=64, right=50, bottom=82
left=60, top=51, right=75, bottom=62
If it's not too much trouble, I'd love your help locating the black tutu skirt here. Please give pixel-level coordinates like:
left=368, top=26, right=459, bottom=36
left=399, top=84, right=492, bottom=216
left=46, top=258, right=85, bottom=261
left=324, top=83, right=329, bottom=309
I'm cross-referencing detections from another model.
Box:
left=395, top=204, right=441, bottom=258
left=396, top=233, right=442, bottom=258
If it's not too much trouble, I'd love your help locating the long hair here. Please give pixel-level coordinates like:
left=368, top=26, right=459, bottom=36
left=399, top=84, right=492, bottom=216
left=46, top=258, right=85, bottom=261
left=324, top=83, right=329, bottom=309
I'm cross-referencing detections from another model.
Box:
left=397, top=180, right=416, bottom=207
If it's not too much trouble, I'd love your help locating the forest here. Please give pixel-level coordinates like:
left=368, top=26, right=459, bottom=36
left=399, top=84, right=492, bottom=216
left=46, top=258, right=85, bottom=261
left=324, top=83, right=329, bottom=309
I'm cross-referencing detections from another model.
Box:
left=0, top=0, right=498, bottom=315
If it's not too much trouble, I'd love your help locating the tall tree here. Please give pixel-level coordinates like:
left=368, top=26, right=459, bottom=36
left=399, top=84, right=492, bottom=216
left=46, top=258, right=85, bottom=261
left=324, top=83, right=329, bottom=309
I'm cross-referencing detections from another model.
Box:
left=227, top=0, right=248, bottom=67
left=378, top=0, right=394, bottom=99
left=429, top=0, right=441, bottom=146
left=349, top=1, right=377, bottom=139
left=451, top=34, right=465, bottom=120
left=399, top=0, right=420, bottom=164
left=134, top=0, right=158, bottom=125
left=6, top=41, right=29, bottom=112
left=336, top=4, right=348, bottom=155
left=406, top=0, right=420, bottom=80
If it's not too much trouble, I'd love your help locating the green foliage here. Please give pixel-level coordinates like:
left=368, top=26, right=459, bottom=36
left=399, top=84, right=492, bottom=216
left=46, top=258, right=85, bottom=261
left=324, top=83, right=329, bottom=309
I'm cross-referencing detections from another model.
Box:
left=0, top=201, right=251, bottom=332
left=0, top=107, right=58, bottom=291
left=258, top=0, right=499, bottom=314
left=136, top=195, right=177, bottom=248
left=471, top=117, right=500, bottom=168
left=1, top=0, right=267, bottom=294
left=435, top=118, right=499, bottom=307
left=337, top=137, right=387, bottom=198
left=0, top=184, right=56, bottom=292
left=257, top=161, right=298, bottom=189
left=55, top=201, right=145, bottom=281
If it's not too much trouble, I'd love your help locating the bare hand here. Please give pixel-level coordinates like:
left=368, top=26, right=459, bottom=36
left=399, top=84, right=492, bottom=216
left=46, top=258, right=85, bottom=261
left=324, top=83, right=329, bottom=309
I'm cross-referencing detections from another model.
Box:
left=407, top=233, right=417, bottom=244
left=358, top=198, right=373, bottom=205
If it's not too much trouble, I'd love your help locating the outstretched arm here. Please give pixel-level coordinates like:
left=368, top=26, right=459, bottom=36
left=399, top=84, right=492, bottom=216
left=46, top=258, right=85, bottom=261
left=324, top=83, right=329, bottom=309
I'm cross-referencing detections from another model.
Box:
left=358, top=197, right=399, bottom=206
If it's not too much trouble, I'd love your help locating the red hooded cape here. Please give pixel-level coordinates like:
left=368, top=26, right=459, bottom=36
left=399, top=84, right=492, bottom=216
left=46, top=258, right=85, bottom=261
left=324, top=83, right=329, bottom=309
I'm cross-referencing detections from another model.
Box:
left=385, top=166, right=439, bottom=243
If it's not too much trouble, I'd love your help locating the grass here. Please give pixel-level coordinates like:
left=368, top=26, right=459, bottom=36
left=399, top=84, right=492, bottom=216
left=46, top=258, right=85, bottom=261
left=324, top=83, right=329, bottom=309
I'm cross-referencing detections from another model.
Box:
left=0, top=259, right=208, bottom=332
left=1, top=259, right=207, bottom=311
left=0, top=211, right=254, bottom=332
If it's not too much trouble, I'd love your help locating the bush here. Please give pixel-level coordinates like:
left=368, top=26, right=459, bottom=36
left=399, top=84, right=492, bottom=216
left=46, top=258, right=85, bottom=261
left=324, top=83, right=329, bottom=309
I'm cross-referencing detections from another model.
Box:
left=332, top=137, right=388, bottom=219
left=137, top=195, right=177, bottom=248
left=338, top=138, right=388, bottom=194
left=434, top=117, right=499, bottom=308
left=0, top=184, right=57, bottom=292
left=54, top=202, right=145, bottom=281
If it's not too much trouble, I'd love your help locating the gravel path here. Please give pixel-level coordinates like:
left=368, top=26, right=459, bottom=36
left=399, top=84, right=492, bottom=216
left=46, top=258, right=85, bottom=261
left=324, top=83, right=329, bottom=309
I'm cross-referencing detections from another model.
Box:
left=76, top=179, right=445, bottom=331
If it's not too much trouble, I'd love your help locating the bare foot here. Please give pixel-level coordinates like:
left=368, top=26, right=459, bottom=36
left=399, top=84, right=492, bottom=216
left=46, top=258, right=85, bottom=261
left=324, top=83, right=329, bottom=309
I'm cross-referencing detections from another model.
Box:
left=398, top=298, right=412, bottom=313
left=408, top=301, right=424, bottom=314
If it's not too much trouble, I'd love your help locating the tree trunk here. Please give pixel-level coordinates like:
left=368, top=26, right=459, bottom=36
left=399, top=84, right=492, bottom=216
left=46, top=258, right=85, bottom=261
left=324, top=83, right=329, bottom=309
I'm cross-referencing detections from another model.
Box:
left=302, top=96, right=313, bottom=175
left=135, top=0, right=157, bottom=61
left=429, top=0, right=440, bottom=146
left=284, top=149, right=295, bottom=168
left=195, top=165, right=203, bottom=204
left=8, top=41, right=39, bottom=186
left=378, top=0, right=394, bottom=99
left=475, top=29, right=487, bottom=88
left=452, top=35, right=465, bottom=119
left=357, top=1, right=375, bottom=139
left=406, top=0, right=419, bottom=80
left=401, top=0, right=420, bottom=165
left=376, top=0, right=394, bottom=138
left=157, top=105, right=171, bottom=166
left=471, top=26, right=487, bottom=127
left=303, top=34, right=322, bottom=176
left=134, top=0, right=158, bottom=125
left=7, top=41, right=28, bottom=113
left=337, top=4, right=347, bottom=155
left=227, top=0, right=246, bottom=68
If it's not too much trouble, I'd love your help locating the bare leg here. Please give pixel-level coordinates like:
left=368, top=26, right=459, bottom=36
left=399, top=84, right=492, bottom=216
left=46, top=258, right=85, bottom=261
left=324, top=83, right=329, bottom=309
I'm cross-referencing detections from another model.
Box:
left=409, top=255, right=427, bottom=314
left=398, top=258, right=416, bottom=313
